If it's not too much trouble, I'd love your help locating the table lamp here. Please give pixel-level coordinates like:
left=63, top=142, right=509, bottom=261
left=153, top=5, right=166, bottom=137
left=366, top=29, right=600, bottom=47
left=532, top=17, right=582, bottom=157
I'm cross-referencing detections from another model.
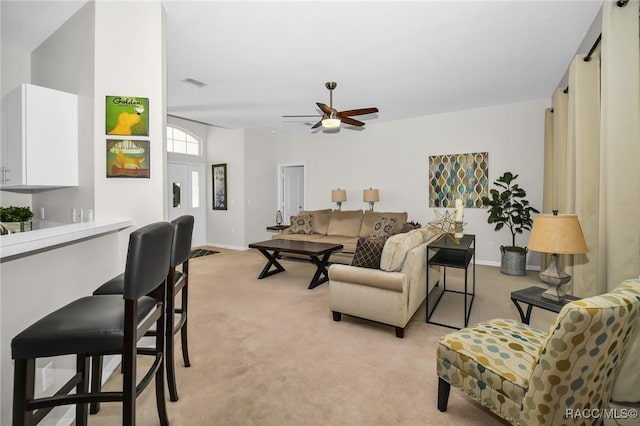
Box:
left=363, top=188, right=379, bottom=211
left=331, top=189, right=346, bottom=211
left=528, top=213, right=589, bottom=301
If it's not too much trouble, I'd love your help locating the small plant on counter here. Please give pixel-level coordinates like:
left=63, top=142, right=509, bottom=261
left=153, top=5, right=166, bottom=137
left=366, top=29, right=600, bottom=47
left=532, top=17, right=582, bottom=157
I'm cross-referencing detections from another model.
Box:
left=0, top=206, right=34, bottom=223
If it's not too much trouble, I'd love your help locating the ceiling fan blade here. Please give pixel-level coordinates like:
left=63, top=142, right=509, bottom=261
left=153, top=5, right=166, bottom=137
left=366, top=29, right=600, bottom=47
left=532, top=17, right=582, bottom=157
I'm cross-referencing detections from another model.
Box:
left=316, top=103, right=333, bottom=115
left=310, top=120, right=323, bottom=129
left=338, top=107, right=379, bottom=117
left=340, top=116, right=365, bottom=127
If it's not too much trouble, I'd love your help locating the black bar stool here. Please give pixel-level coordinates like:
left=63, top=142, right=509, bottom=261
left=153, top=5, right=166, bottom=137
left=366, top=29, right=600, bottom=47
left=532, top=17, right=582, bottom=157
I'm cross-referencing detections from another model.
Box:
left=91, top=215, right=194, bottom=406
left=11, top=221, right=173, bottom=426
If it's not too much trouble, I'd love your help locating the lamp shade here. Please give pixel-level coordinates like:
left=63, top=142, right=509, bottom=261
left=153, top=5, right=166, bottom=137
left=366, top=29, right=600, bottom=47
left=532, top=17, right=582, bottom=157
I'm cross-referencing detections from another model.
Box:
left=528, top=214, right=589, bottom=254
left=331, top=189, right=347, bottom=202
left=363, top=188, right=379, bottom=203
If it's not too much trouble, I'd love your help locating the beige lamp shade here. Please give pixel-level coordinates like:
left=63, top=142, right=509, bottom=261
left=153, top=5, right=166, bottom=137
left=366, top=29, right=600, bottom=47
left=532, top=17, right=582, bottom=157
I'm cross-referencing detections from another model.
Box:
left=331, top=189, right=347, bottom=202
left=528, top=214, right=589, bottom=254
left=363, top=188, right=379, bottom=203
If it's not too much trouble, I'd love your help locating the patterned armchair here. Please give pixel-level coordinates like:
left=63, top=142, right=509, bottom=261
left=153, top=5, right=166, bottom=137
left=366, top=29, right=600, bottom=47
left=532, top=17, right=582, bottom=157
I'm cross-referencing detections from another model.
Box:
left=436, top=279, right=640, bottom=425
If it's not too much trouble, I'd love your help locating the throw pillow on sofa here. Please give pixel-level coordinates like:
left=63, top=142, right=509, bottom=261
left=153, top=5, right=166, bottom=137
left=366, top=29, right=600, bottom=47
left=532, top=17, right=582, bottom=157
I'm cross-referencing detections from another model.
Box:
left=369, top=217, right=397, bottom=239
left=351, top=237, right=388, bottom=269
left=288, top=214, right=314, bottom=234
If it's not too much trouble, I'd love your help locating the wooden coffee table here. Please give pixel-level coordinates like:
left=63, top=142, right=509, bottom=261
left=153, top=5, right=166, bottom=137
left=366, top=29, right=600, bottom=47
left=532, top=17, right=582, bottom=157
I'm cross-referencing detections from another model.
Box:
left=248, top=239, right=343, bottom=289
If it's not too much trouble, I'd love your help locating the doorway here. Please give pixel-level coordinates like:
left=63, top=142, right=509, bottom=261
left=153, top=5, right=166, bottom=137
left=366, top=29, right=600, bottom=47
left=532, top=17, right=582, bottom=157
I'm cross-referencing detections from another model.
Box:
left=278, top=164, right=305, bottom=224
left=168, top=161, right=206, bottom=247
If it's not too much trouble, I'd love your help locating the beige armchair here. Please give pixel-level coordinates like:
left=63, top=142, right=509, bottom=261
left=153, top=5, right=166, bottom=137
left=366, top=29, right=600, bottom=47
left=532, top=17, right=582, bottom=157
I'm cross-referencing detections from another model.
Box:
left=328, top=228, right=440, bottom=337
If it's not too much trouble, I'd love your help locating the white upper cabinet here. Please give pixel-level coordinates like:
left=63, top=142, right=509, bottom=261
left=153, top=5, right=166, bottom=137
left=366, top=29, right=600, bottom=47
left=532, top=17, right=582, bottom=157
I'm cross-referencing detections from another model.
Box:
left=1, top=84, right=78, bottom=189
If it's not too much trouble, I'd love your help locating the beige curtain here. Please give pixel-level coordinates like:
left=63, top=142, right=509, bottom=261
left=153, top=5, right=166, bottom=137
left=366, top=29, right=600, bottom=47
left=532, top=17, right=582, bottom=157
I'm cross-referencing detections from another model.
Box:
left=568, top=53, right=602, bottom=297
left=600, top=0, right=640, bottom=403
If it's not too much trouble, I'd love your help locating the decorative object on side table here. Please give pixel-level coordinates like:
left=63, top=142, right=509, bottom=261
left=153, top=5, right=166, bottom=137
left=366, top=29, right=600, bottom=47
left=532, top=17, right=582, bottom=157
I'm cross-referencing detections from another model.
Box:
left=0, top=206, right=34, bottom=233
left=481, top=171, right=539, bottom=276
left=331, top=189, right=346, bottom=211
left=426, top=209, right=460, bottom=244
left=363, top=188, right=379, bottom=211
left=528, top=212, right=589, bottom=301
left=275, top=210, right=283, bottom=225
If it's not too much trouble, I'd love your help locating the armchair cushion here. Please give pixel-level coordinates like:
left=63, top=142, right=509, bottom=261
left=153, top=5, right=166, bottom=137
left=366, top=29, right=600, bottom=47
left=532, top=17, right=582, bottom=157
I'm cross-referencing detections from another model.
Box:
left=288, top=214, right=314, bottom=234
left=351, top=237, right=388, bottom=269
left=437, top=318, right=547, bottom=405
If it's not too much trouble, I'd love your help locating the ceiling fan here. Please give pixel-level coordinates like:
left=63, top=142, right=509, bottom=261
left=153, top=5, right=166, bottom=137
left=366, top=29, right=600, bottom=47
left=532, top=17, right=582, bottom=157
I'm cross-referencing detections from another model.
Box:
left=283, top=82, right=379, bottom=130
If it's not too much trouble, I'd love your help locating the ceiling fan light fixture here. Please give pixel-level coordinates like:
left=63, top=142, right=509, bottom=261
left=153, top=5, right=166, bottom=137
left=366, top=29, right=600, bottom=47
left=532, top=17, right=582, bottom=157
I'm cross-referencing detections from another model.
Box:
left=321, top=117, right=341, bottom=129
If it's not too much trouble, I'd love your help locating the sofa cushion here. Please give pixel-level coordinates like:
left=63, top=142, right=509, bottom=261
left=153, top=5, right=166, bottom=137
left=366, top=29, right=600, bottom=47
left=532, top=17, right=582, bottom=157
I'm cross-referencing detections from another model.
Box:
left=380, top=229, right=424, bottom=272
left=351, top=237, right=388, bottom=269
left=317, top=235, right=357, bottom=254
left=300, top=209, right=332, bottom=235
left=359, top=211, right=408, bottom=237
left=288, top=214, right=313, bottom=234
left=327, top=210, right=364, bottom=237
left=369, top=217, right=397, bottom=239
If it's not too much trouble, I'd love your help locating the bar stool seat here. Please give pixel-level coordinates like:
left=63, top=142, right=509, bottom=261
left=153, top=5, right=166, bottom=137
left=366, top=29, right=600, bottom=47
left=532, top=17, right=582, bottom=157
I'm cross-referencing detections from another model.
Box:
left=12, top=295, right=156, bottom=360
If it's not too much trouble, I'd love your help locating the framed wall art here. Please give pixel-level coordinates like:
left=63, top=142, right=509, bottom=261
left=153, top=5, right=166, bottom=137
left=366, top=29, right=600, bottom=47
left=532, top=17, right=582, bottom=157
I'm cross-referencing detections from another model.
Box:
left=106, top=139, right=150, bottom=178
left=212, top=163, right=227, bottom=210
left=428, top=152, right=488, bottom=208
left=105, top=96, right=149, bottom=136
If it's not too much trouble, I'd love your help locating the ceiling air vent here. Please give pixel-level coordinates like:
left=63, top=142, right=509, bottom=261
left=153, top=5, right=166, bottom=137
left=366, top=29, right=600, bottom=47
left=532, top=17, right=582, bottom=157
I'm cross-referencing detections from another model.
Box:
left=181, top=78, right=208, bottom=88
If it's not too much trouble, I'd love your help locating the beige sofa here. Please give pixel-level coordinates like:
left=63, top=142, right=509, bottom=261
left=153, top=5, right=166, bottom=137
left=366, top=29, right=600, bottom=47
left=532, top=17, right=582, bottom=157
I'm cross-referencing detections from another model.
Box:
left=273, top=209, right=408, bottom=264
left=328, top=227, right=441, bottom=338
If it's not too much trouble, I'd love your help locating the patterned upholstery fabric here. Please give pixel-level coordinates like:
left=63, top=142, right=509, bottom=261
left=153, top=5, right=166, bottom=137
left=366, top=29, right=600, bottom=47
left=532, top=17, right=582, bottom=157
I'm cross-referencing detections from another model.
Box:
left=351, top=237, right=387, bottom=269
left=288, top=214, right=313, bottom=234
left=369, top=217, right=397, bottom=239
left=437, top=280, right=640, bottom=426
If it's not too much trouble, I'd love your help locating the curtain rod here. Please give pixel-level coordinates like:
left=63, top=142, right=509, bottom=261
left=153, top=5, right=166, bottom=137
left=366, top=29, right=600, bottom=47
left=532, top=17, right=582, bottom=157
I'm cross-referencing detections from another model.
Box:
left=561, top=0, right=628, bottom=94
left=563, top=32, right=602, bottom=94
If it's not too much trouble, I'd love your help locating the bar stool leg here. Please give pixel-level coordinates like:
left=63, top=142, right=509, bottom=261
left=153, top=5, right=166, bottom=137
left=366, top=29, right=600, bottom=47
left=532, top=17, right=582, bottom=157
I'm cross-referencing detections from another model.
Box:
left=181, top=261, right=191, bottom=368
left=12, top=358, right=35, bottom=426
left=166, top=268, right=179, bottom=402
left=76, top=355, right=89, bottom=426
left=89, top=355, right=103, bottom=414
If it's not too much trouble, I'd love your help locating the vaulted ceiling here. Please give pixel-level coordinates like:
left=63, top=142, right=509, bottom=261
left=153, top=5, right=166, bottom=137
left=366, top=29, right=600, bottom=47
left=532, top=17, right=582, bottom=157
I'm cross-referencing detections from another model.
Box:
left=2, top=1, right=603, bottom=134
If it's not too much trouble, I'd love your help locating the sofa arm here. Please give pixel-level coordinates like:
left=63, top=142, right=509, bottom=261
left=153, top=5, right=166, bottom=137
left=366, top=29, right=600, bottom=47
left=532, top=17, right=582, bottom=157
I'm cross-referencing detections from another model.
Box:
left=328, top=264, right=405, bottom=292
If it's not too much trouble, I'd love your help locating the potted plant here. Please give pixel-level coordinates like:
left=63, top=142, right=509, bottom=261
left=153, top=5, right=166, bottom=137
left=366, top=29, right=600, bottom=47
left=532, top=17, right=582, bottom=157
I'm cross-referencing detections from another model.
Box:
left=481, top=172, right=539, bottom=276
left=0, top=206, right=34, bottom=233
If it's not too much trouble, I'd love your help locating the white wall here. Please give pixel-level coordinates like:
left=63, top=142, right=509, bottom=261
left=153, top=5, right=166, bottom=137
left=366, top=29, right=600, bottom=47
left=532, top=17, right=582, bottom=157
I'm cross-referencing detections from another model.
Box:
left=244, top=130, right=278, bottom=244
left=271, top=98, right=549, bottom=267
left=30, top=2, right=95, bottom=225
left=206, top=126, right=245, bottom=249
left=93, top=1, right=166, bottom=258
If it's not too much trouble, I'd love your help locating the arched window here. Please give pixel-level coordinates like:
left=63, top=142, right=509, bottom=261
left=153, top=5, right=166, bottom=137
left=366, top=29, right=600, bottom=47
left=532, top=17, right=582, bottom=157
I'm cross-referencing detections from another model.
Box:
left=167, top=125, right=201, bottom=156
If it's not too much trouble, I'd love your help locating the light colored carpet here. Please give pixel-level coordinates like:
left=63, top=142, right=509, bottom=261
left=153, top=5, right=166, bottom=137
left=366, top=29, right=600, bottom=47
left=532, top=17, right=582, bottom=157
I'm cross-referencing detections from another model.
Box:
left=88, top=248, right=559, bottom=426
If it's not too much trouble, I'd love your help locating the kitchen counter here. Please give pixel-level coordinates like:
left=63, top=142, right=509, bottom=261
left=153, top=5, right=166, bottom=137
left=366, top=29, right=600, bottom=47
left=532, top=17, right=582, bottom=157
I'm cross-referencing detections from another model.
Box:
left=0, top=218, right=133, bottom=260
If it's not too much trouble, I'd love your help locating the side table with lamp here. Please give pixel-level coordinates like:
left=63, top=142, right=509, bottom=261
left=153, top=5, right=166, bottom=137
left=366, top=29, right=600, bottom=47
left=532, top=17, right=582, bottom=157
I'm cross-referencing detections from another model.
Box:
left=510, top=211, right=589, bottom=323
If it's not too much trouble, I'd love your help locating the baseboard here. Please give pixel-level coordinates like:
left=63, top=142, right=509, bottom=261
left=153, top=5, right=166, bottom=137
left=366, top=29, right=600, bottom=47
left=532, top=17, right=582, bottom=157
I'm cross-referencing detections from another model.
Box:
left=55, top=355, right=121, bottom=426
left=205, top=242, right=248, bottom=251
left=475, top=259, right=540, bottom=271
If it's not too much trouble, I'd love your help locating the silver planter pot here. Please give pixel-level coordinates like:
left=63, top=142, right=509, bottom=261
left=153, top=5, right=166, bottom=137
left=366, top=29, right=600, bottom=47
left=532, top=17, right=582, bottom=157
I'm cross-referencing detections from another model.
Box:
left=500, top=246, right=527, bottom=276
